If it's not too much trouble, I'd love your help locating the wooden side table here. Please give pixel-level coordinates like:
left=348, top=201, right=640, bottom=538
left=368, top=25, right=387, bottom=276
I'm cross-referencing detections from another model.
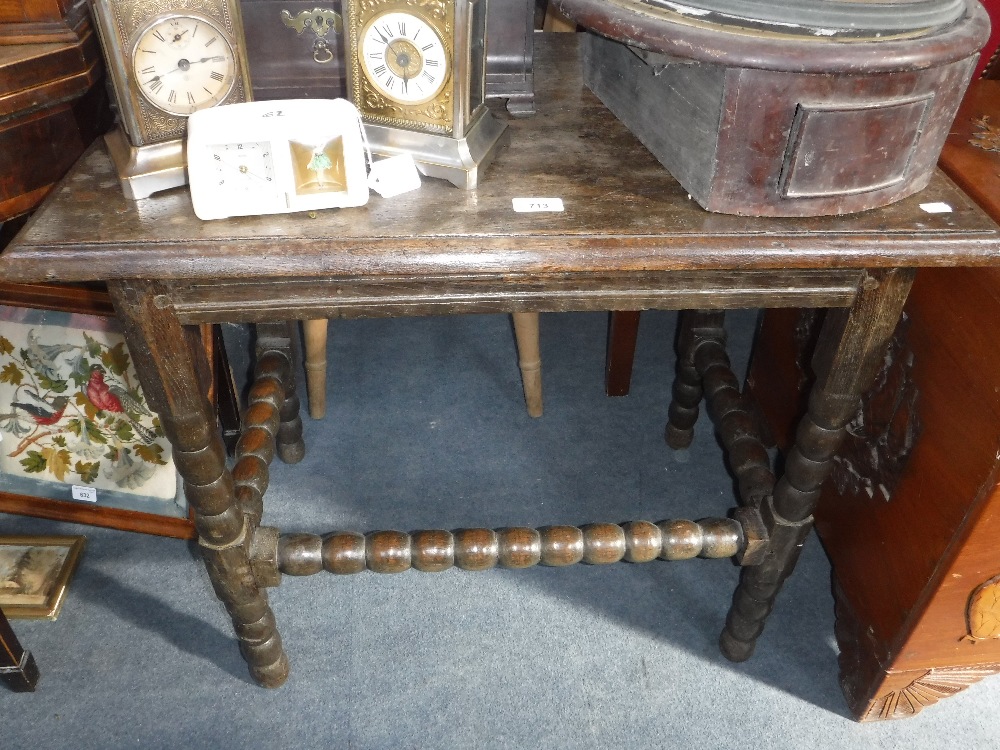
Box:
left=746, top=78, right=1000, bottom=721
left=3, top=35, right=999, bottom=708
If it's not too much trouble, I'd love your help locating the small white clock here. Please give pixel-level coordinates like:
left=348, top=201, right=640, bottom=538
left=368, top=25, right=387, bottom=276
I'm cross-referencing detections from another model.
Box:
left=186, top=99, right=372, bottom=220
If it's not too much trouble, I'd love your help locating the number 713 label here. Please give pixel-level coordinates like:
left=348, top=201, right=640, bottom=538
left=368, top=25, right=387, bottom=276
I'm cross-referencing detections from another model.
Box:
left=512, top=197, right=565, bottom=213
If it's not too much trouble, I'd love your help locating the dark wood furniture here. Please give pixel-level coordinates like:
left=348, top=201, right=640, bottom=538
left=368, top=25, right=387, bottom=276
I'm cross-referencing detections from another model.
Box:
left=3, top=35, right=1000, bottom=709
left=0, top=605, right=38, bottom=691
left=0, top=25, right=110, bottom=221
left=0, top=0, right=89, bottom=45
left=557, top=0, right=985, bottom=217
left=745, top=78, right=1000, bottom=721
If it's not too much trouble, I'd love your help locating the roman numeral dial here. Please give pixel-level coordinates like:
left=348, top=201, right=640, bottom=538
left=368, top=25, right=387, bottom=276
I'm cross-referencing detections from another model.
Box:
left=358, top=10, right=449, bottom=106
left=131, top=14, right=237, bottom=116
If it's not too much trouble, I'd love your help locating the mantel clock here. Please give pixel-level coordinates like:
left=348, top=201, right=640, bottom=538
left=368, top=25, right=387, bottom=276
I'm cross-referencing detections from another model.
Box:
left=90, top=0, right=253, bottom=199
left=343, top=0, right=507, bottom=189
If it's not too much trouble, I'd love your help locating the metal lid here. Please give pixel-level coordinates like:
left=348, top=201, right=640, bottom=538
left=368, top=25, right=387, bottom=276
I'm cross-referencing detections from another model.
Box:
left=637, top=0, right=968, bottom=35
left=554, top=0, right=989, bottom=71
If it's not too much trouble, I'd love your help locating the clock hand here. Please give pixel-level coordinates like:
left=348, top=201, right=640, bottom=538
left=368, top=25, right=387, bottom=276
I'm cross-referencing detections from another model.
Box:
left=144, top=56, right=228, bottom=86
left=214, top=156, right=272, bottom=183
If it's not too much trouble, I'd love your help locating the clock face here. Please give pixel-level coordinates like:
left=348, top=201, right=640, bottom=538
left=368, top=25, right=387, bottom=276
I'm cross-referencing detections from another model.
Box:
left=359, top=11, right=449, bottom=105
left=208, top=141, right=278, bottom=194
left=131, top=14, right=237, bottom=116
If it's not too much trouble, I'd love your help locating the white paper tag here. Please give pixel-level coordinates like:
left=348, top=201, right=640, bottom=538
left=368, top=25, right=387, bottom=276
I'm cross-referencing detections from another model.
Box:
left=368, top=155, right=422, bottom=198
left=512, top=197, right=564, bottom=213
left=72, top=485, right=98, bottom=503
left=920, top=202, right=953, bottom=214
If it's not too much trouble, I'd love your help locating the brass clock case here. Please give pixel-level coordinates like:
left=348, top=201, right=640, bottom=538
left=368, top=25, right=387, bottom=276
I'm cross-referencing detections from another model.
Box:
left=346, top=0, right=457, bottom=134
left=344, top=0, right=506, bottom=189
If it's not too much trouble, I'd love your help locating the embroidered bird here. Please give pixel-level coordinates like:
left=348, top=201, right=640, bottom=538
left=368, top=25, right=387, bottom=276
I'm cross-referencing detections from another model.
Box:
left=10, top=389, right=70, bottom=426
left=24, top=329, right=77, bottom=380
left=85, top=366, right=156, bottom=443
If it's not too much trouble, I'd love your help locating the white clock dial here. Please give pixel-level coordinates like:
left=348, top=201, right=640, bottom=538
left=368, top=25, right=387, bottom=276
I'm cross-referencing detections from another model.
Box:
left=209, top=141, right=278, bottom=194
left=132, top=14, right=237, bottom=116
left=359, top=11, right=449, bottom=105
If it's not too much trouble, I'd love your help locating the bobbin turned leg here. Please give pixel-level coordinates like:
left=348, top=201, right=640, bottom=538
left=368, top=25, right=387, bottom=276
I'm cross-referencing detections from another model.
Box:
left=720, top=269, right=915, bottom=662
left=257, top=322, right=305, bottom=465
left=666, top=310, right=725, bottom=449
left=108, top=281, right=289, bottom=688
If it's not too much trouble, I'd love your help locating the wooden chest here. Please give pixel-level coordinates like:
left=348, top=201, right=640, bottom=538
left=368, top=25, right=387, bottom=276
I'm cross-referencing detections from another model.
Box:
left=746, top=79, right=1000, bottom=720
left=557, top=0, right=988, bottom=216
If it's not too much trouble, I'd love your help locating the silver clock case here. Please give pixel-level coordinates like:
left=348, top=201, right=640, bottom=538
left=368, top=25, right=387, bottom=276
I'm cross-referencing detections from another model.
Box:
left=89, top=0, right=253, bottom=200
left=104, top=126, right=187, bottom=200
left=365, top=106, right=508, bottom=189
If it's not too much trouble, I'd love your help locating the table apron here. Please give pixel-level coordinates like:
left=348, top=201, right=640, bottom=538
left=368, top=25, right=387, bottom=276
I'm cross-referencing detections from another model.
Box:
left=164, top=269, right=866, bottom=324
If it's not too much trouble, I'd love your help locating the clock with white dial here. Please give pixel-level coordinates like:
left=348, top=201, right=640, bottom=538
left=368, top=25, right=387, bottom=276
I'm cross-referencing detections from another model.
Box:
left=344, top=0, right=508, bottom=189
left=187, top=99, right=371, bottom=220
left=359, top=11, right=449, bottom=105
left=131, top=14, right=237, bottom=116
left=209, top=141, right=277, bottom=193
left=90, top=0, right=252, bottom=198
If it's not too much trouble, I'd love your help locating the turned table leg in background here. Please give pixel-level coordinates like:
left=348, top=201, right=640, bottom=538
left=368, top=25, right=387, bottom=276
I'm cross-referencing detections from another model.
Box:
left=719, top=268, right=916, bottom=662
left=108, top=280, right=290, bottom=688
left=302, top=319, right=328, bottom=421
left=665, top=310, right=724, bottom=449
left=512, top=312, right=543, bottom=418
left=257, top=322, right=306, bottom=464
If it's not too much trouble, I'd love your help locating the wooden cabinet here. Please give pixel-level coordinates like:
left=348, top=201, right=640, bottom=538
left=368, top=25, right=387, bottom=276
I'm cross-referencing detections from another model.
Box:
left=0, top=0, right=90, bottom=45
left=746, top=79, right=1000, bottom=721
left=0, top=24, right=112, bottom=221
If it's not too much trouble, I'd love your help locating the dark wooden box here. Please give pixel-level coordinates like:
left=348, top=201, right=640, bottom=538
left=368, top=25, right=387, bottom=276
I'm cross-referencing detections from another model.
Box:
left=0, top=0, right=89, bottom=45
left=241, top=0, right=534, bottom=112
left=581, top=13, right=983, bottom=217
left=0, top=25, right=111, bottom=220
left=241, top=0, right=347, bottom=101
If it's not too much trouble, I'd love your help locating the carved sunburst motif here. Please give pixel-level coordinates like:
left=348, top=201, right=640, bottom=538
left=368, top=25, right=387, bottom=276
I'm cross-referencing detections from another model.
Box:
left=863, top=667, right=999, bottom=721
left=970, top=115, right=1000, bottom=152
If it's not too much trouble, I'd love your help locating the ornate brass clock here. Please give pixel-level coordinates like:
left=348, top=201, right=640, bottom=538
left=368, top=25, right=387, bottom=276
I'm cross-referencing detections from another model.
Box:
left=343, top=0, right=507, bottom=189
left=90, top=0, right=253, bottom=199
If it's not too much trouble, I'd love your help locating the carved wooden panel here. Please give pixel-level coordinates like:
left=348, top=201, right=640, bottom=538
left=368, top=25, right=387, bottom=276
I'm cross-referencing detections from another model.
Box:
left=791, top=308, right=921, bottom=503
left=863, top=666, right=1000, bottom=721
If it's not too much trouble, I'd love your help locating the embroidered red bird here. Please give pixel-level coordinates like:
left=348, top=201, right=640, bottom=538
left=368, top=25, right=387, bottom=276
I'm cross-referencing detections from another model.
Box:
left=11, top=390, right=70, bottom=426
left=85, top=367, right=125, bottom=413
left=85, top=366, right=156, bottom=443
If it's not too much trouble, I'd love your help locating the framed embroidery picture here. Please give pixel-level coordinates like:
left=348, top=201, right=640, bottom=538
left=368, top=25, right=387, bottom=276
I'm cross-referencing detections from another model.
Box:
left=0, top=293, right=200, bottom=538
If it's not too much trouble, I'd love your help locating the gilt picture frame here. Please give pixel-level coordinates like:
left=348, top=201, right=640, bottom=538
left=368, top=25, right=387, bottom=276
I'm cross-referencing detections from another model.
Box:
left=0, top=535, right=86, bottom=620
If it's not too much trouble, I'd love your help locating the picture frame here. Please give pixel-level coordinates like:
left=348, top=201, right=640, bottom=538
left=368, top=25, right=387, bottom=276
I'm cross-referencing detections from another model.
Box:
left=0, top=535, right=85, bottom=620
left=0, top=282, right=241, bottom=539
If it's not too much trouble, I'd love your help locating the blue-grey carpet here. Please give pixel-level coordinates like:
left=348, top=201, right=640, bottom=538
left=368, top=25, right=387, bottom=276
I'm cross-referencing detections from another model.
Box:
left=2, top=310, right=995, bottom=748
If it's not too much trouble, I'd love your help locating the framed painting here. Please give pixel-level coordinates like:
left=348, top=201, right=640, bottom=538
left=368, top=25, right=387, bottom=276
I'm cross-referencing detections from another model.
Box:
left=0, top=535, right=85, bottom=620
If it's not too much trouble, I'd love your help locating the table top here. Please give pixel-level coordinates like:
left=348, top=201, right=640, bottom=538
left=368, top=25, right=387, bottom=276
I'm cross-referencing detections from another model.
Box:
left=3, top=33, right=999, bottom=286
